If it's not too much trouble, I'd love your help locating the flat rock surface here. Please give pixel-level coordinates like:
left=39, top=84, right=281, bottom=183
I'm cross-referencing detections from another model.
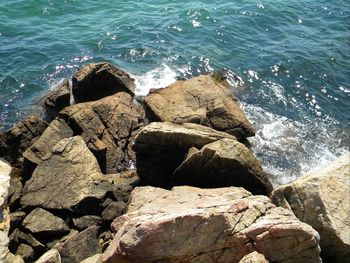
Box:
left=104, top=186, right=321, bottom=263
left=20, top=136, right=112, bottom=212
left=132, top=122, right=236, bottom=185
left=144, top=75, right=255, bottom=140
left=173, top=138, right=273, bottom=195
left=22, top=208, right=70, bottom=235
left=271, top=152, right=350, bottom=262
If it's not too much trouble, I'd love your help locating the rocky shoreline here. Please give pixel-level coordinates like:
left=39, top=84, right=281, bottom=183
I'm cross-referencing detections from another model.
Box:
left=0, top=62, right=349, bottom=263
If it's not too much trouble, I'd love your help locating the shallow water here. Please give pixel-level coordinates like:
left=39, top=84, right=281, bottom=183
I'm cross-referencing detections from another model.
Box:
left=1, top=0, right=349, bottom=185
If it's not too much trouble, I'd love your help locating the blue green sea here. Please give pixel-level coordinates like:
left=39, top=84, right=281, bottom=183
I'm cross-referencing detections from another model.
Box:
left=1, top=0, right=349, bottom=185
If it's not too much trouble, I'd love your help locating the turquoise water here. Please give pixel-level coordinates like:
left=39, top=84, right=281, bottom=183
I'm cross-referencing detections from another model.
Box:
left=1, top=0, right=349, bottom=184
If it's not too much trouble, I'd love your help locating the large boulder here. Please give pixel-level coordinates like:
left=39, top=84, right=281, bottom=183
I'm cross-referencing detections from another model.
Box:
left=173, top=138, right=273, bottom=195
left=103, top=186, right=321, bottom=263
left=144, top=75, right=255, bottom=140
left=59, top=92, right=144, bottom=173
left=72, top=62, right=135, bottom=103
left=270, top=153, right=350, bottom=262
left=0, top=114, right=47, bottom=167
left=43, top=79, right=71, bottom=120
left=132, top=122, right=236, bottom=186
left=20, top=136, right=113, bottom=213
left=0, top=159, right=11, bottom=261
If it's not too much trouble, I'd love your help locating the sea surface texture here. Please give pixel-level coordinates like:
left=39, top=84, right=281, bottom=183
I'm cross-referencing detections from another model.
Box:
left=1, top=0, right=349, bottom=185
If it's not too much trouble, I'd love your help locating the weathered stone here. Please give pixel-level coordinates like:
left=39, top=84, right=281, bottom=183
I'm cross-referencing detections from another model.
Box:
left=81, top=254, right=102, bottom=263
left=271, top=153, right=350, bottom=262
left=132, top=122, right=236, bottom=186
left=173, top=138, right=273, bottom=195
left=101, top=201, right=125, bottom=222
left=7, top=168, right=23, bottom=207
left=23, top=208, right=70, bottom=235
left=46, top=230, right=78, bottom=250
left=20, top=136, right=112, bottom=213
left=10, top=211, right=26, bottom=230
left=144, top=75, right=255, bottom=140
left=8, top=229, right=45, bottom=253
left=0, top=159, right=11, bottom=261
left=15, top=243, right=34, bottom=263
left=23, top=119, right=73, bottom=169
left=57, top=226, right=101, bottom=263
left=0, top=114, right=47, bottom=167
left=72, top=216, right=101, bottom=231
left=72, top=62, right=135, bottom=103
left=59, top=92, right=144, bottom=173
left=3, top=252, right=25, bottom=263
left=239, top=251, right=269, bottom=263
left=43, top=79, right=71, bottom=120
left=35, top=248, right=61, bottom=263
left=104, top=186, right=321, bottom=263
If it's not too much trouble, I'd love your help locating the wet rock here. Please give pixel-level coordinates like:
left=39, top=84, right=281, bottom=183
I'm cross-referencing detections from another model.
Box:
left=104, top=186, right=321, bottom=263
left=16, top=243, right=34, bottom=263
left=173, top=138, right=273, bottom=195
left=43, top=79, right=71, bottom=120
left=72, top=62, right=135, bottom=103
left=101, top=201, right=125, bottom=222
left=59, top=92, right=144, bottom=173
left=132, top=122, right=236, bottom=186
left=72, top=216, right=101, bottom=231
left=0, top=114, right=47, bottom=167
left=57, top=226, right=101, bottom=263
left=23, top=119, right=73, bottom=170
left=239, top=252, right=269, bottom=263
left=35, top=248, right=61, bottom=263
left=22, top=208, right=70, bottom=235
left=0, top=159, right=11, bottom=261
left=20, top=136, right=112, bottom=213
left=144, top=75, right=255, bottom=140
left=271, top=152, right=350, bottom=262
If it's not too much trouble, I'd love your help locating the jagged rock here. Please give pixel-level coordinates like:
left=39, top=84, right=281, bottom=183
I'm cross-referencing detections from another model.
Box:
left=132, top=122, right=236, bottom=186
left=3, top=252, right=25, bottom=263
left=72, top=62, right=135, bottom=103
left=271, top=153, right=350, bottom=262
left=173, top=138, right=273, bottom=195
left=144, top=75, right=255, bottom=140
left=59, top=92, right=144, bottom=173
left=72, top=216, right=101, bottom=231
left=20, top=136, right=112, bottom=213
left=22, top=208, right=70, bottom=235
left=8, top=229, right=45, bottom=253
left=0, top=159, right=11, bottom=261
left=56, top=226, right=101, bottom=263
left=36, top=248, right=61, bottom=263
left=10, top=211, right=26, bottom=230
left=43, top=79, right=71, bottom=120
left=7, top=168, right=23, bottom=207
left=239, top=251, right=269, bottom=263
left=46, top=230, right=78, bottom=250
left=101, top=201, right=125, bottom=222
left=81, top=254, right=102, bottom=263
left=16, top=243, right=34, bottom=263
left=23, top=119, right=73, bottom=170
left=0, top=114, right=47, bottom=167
left=104, top=186, right=321, bottom=263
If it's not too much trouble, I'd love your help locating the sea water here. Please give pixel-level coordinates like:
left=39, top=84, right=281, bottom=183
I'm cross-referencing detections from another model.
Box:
left=0, top=0, right=349, bottom=185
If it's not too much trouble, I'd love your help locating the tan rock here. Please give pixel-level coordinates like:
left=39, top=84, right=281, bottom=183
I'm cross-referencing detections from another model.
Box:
left=239, top=251, right=269, bottom=263
left=132, top=122, right=236, bottom=186
left=103, top=186, right=321, bottom=263
left=35, top=248, right=61, bottom=263
left=144, top=75, right=255, bottom=140
left=271, top=153, right=350, bottom=262
left=0, top=159, right=11, bottom=261
left=173, top=138, right=273, bottom=195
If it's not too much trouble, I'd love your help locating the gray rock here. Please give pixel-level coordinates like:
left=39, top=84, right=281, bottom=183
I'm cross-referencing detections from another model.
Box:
left=20, top=136, right=112, bottom=213
left=15, top=243, right=34, bottom=263
left=35, top=248, right=61, bottom=263
left=132, top=122, right=236, bottom=186
left=10, top=211, right=26, bottom=230
left=173, top=138, right=273, bottom=195
left=144, top=75, right=255, bottom=140
left=72, top=62, right=135, bottom=103
left=8, top=229, right=45, bottom=254
left=72, top=216, right=101, bottom=231
left=57, top=226, right=101, bottom=263
left=23, top=208, right=70, bottom=235
left=101, top=201, right=125, bottom=222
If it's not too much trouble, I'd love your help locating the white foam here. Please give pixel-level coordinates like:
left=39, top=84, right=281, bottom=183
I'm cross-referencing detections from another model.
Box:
left=132, top=64, right=178, bottom=96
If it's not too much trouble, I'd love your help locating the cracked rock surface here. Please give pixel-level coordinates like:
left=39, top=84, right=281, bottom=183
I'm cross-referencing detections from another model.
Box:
left=271, top=152, right=350, bottom=262
left=103, top=186, right=321, bottom=263
left=144, top=75, right=255, bottom=140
